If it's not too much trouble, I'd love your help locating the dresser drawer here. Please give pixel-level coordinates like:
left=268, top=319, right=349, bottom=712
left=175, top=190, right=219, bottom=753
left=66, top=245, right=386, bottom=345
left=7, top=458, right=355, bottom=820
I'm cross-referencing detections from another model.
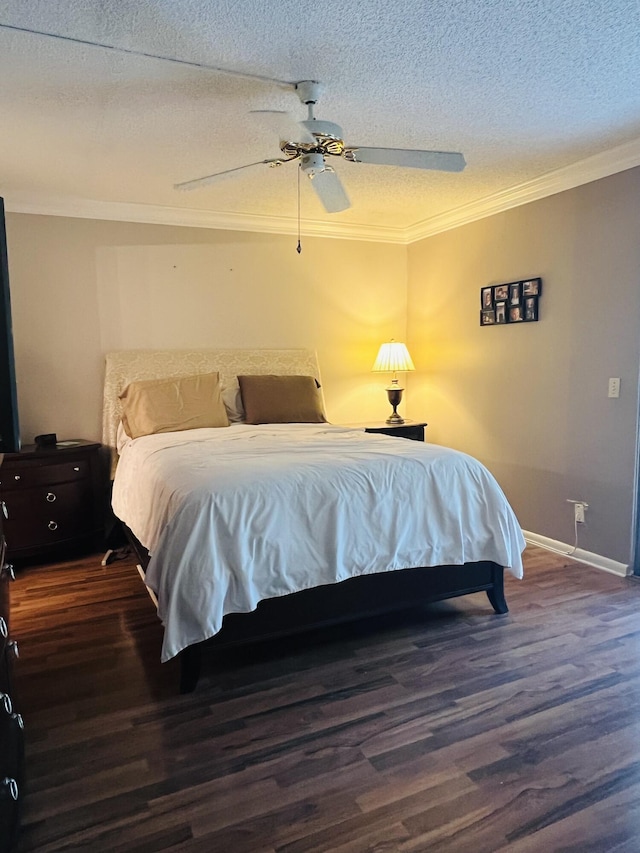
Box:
left=0, top=694, right=24, bottom=779
left=0, top=458, right=89, bottom=491
left=0, top=766, right=22, bottom=853
left=0, top=561, right=8, bottom=668
left=3, top=480, right=93, bottom=551
left=0, top=616, right=7, bottom=670
left=0, top=640, right=19, bottom=696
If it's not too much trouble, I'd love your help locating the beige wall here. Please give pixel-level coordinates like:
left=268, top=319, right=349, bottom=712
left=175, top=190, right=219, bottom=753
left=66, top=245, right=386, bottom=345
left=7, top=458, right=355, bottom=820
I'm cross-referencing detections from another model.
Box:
left=407, top=167, right=640, bottom=565
left=6, top=215, right=407, bottom=446
left=7, top=167, right=640, bottom=566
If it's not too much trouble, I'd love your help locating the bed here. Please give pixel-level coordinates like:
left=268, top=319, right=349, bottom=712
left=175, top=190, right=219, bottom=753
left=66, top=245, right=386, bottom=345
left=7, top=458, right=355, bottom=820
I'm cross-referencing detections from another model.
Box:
left=104, top=348, right=525, bottom=692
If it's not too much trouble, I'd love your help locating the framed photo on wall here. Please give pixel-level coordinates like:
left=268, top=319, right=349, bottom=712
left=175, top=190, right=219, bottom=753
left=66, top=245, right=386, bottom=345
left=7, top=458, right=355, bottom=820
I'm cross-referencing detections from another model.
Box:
left=524, top=296, right=538, bottom=321
left=494, top=284, right=509, bottom=301
left=509, top=304, right=524, bottom=322
left=480, top=277, right=542, bottom=326
left=522, top=278, right=542, bottom=296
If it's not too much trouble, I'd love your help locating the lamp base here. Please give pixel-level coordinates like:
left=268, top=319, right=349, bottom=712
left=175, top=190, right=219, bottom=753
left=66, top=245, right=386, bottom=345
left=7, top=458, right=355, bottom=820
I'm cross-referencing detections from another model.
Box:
left=385, top=384, right=405, bottom=424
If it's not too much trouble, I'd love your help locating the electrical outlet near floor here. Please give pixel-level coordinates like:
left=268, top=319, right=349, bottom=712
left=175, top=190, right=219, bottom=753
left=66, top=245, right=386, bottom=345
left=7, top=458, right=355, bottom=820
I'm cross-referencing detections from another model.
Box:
left=567, top=499, right=588, bottom=524
left=608, top=378, right=620, bottom=398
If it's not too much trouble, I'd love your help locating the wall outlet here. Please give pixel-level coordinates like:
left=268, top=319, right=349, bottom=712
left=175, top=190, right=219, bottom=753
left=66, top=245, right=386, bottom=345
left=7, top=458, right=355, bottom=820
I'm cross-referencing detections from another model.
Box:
left=574, top=502, right=586, bottom=523
left=608, top=378, right=620, bottom=398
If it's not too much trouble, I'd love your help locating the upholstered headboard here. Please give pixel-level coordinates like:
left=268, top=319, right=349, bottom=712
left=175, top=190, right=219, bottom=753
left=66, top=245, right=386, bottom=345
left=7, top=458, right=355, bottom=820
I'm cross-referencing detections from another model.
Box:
left=102, top=348, right=323, bottom=473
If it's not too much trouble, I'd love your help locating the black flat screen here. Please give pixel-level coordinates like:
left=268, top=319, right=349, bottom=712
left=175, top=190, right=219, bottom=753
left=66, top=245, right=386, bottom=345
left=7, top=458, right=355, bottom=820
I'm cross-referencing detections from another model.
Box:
left=0, top=198, right=20, bottom=453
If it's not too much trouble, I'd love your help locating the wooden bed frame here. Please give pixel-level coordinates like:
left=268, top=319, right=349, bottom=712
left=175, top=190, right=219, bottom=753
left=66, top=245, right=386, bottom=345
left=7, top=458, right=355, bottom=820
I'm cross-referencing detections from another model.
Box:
left=125, top=525, right=507, bottom=693
left=105, top=349, right=510, bottom=694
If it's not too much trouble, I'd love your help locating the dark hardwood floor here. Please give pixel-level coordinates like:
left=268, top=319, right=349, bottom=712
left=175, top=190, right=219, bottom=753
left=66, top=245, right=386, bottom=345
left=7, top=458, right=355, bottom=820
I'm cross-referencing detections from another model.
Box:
left=9, top=546, right=640, bottom=852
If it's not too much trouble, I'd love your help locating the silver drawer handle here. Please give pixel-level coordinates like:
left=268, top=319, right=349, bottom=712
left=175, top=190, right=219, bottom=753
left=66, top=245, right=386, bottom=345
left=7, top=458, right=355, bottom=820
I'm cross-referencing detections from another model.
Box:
left=0, top=617, right=7, bottom=638
left=12, top=713, right=24, bottom=730
left=1, top=777, right=19, bottom=801
left=13, top=474, right=20, bottom=481
left=1, top=563, right=15, bottom=581
left=7, top=640, right=18, bottom=659
left=48, top=520, right=58, bottom=531
left=46, top=492, right=57, bottom=502
left=73, top=466, right=80, bottom=472
left=1, top=501, right=7, bottom=519
left=0, top=692, right=12, bottom=714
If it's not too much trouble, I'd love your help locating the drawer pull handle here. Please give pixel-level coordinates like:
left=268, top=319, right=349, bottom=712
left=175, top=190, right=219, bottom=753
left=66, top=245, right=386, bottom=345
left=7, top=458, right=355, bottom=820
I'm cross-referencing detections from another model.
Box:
left=46, top=492, right=57, bottom=502
left=13, top=474, right=20, bottom=481
left=12, top=713, right=24, bottom=730
left=0, top=693, right=12, bottom=715
left=73, top=466, right=80, bottom=472
left=1, top=501, right=7, bottom=519
left=1, top=777, right=19, bottom=801
left=0, top=617, right=7, bottom=638
left=1, top=563, right=15, bottom=581
left=48, top=521, right=58, bottom=531
left=7, top=640, right=18, bottom=659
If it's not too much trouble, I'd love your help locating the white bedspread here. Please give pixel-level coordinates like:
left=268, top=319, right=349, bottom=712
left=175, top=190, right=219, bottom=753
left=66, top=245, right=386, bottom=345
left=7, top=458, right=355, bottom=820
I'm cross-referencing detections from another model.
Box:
left=112, top=424, right=525, bottom=661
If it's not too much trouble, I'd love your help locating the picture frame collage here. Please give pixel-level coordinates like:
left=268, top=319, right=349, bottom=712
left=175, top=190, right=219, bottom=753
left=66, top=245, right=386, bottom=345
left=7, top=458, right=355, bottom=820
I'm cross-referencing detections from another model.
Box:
left=480, top=277, right=542, bottom=326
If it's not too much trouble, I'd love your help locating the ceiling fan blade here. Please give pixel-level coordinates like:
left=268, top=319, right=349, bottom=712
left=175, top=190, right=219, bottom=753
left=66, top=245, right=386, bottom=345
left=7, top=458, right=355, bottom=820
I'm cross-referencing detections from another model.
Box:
left=308, top=166, right=351, bottom=213
left=174, top=158, right=288, bottom=191
left=344, top=147, right=466, bottom=172
left=250, top=110, right=315, bottom=144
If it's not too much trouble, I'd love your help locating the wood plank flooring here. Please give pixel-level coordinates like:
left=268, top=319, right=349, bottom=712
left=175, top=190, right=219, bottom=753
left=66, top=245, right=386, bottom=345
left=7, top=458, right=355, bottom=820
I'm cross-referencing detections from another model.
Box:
left=9, top=547, right=640, bottom=852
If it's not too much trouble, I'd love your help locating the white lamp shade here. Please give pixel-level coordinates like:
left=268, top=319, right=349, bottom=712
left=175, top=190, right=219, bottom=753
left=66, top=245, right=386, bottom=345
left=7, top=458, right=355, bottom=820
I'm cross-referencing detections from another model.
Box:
left=372, top=341, right=415, bottom=373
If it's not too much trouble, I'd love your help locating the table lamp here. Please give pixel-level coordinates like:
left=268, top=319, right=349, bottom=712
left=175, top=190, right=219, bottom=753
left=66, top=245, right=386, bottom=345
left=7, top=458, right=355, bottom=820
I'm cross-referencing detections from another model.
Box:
left=372, top=340, right=415, bottom=424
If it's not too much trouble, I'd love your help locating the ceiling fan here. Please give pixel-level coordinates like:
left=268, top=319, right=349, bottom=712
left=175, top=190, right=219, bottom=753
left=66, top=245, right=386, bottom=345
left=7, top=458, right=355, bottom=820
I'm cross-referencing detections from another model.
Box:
left=174, top=81, right=466, bottom=213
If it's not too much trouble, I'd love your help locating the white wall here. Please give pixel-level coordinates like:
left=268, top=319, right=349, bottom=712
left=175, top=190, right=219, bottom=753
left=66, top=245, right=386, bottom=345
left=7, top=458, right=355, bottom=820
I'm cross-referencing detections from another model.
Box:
left=6, top=215, right=407, bottom=446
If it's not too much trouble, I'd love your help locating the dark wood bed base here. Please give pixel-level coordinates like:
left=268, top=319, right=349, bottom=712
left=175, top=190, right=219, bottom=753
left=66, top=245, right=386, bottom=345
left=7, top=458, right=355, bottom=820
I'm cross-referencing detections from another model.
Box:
left=123, top=526, right=508, bottom=693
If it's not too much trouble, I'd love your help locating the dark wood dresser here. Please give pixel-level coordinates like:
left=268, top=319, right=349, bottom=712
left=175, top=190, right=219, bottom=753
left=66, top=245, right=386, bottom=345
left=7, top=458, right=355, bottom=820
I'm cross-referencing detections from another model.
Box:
left=0, top=440, right=104, bottom=562
left=0, top=459, right=24, bottom=853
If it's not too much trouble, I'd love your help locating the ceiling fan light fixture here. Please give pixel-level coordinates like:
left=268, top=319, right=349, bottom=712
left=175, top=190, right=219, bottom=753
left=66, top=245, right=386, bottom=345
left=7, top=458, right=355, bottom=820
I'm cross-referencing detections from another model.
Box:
left=300, top=153, right=326, bottom=176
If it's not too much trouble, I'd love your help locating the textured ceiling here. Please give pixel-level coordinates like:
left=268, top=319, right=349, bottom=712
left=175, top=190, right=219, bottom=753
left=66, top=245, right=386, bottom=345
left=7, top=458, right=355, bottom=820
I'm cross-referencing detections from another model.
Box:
left=1, top=0, right=640, bottom=239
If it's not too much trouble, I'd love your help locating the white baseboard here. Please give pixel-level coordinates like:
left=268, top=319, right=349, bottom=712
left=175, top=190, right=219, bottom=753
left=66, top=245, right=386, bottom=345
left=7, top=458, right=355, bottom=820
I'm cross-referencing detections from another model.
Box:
left=523, top=530, right=630, bottom=577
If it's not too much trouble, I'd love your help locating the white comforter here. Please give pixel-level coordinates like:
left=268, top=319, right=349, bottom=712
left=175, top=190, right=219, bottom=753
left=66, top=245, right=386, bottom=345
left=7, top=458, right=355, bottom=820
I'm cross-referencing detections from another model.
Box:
left=112, top=424, right=525, bottom=661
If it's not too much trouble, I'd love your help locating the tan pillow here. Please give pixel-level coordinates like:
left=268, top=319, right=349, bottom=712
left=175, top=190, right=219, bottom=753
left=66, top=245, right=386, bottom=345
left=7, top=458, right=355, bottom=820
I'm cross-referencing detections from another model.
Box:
left=238, top=375, right=326, bottom=424
left=119, top=372, right=229, bottom=439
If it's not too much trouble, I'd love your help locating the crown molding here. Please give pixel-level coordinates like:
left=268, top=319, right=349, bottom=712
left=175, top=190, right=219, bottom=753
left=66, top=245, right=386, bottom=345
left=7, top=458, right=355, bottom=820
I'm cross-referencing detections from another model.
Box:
left=405, top=136, right=640, bottom=243
left=5, top=137, right=640, bottom=245
left=3, top=192, right=407, bottom=244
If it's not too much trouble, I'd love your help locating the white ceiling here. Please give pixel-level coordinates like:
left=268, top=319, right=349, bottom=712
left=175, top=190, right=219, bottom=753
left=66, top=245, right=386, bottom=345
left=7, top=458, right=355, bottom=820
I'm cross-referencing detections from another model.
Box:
left=1, top=0, right=640, bottom=242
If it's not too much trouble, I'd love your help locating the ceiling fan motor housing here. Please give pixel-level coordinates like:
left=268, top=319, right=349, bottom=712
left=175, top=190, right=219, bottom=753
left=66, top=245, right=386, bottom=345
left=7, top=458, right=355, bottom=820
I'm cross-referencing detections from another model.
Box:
left=295, top=80, right=325, bottom=105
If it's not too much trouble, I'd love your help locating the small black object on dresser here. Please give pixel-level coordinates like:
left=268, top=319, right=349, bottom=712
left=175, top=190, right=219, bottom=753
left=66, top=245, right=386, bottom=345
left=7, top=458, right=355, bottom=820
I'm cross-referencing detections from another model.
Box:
left=363, top=421, right=427, bottom=442
left=0, top=480, right=24, bottom=853
left=0, top=440, right=104, bottom=562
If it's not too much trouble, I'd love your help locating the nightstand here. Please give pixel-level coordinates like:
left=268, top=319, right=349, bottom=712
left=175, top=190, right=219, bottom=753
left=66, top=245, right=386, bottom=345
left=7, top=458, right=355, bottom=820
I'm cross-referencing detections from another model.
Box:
left=348, top=421, right=427, bottom=442
left=0, top=440, right=105, bottom=562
